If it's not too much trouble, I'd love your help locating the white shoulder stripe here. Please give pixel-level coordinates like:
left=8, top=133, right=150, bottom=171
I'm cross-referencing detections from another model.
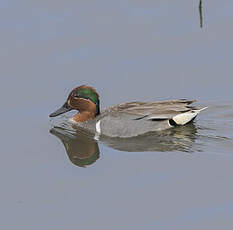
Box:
left=96, top=120, right=101, bottom=134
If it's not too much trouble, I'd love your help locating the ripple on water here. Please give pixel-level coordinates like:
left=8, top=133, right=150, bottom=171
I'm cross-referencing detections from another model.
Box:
left=195, top=101, right=233, bottom=154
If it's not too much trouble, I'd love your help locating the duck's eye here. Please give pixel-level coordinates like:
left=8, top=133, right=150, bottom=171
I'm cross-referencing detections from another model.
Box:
left=73, top=93, right=80, bottom=98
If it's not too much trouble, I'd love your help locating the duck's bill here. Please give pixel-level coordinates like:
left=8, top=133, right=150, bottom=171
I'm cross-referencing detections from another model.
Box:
left=49, top=102, right=73, bottom=117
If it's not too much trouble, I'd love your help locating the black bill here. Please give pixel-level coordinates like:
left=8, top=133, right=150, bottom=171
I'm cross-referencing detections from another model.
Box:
left=49, top=102, right=73, bottom=117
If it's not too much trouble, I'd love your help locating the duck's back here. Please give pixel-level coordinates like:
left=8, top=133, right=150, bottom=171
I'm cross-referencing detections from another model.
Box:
left=97, top=99, right=203, bottom=138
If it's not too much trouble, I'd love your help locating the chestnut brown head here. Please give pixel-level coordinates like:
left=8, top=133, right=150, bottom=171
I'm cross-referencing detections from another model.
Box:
left=49, top=85, right=100, bottom=117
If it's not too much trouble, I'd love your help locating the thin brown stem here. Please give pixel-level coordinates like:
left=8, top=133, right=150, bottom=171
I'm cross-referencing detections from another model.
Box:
left=199, top=0, right=203, bottom=28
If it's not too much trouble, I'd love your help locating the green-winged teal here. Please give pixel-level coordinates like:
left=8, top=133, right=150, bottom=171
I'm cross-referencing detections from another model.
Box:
left=49, top=85, right=207, bottom=138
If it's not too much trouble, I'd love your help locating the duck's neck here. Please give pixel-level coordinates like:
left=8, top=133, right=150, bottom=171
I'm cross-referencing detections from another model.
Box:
left=73, top=111, right=96, bottom=122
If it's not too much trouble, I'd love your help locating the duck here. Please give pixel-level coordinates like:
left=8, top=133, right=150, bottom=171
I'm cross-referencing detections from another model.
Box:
left=49, top=85, right=207, bottom=138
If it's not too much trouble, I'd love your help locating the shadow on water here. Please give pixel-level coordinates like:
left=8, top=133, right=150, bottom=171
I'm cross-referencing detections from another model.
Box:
left=50, top=123, right=199, bottom=167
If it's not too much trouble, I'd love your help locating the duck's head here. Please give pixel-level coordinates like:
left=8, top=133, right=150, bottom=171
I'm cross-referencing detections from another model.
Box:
left=49, top=85, right=100, bottom=122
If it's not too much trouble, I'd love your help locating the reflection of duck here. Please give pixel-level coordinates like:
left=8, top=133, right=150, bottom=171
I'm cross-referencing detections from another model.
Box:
left=100, top=123, right=198, bottom=152
left=50, top=127, right=99, bottom=167
left=49, top=85, right=206, bottom=138
left=50, top=123, right=198, bottom=167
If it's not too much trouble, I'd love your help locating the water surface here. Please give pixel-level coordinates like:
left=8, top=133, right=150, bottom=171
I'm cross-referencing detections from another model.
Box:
left=1, top=0, right=233, bottom=229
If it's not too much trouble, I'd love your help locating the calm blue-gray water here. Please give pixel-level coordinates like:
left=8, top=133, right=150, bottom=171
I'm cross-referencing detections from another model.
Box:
left=1, top=1, right=233, bottom=229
